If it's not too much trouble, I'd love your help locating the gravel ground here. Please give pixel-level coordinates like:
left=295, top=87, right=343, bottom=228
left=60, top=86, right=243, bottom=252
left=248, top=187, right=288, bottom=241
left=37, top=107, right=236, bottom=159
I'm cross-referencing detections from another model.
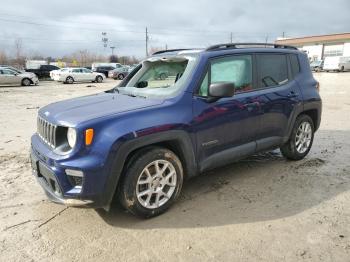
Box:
left=0, top=74, right=349, bottom=262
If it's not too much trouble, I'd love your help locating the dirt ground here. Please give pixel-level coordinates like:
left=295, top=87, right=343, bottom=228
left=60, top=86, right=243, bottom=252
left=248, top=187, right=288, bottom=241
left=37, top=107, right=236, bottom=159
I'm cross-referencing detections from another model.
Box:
left=0, top=74, right=349, bottom=262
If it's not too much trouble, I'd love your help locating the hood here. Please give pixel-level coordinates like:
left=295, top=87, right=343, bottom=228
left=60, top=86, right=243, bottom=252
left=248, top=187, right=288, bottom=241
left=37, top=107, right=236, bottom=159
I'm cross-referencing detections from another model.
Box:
left=39, top=92, right=164, bottom=126
left=20, top=72, right=36, bottom=77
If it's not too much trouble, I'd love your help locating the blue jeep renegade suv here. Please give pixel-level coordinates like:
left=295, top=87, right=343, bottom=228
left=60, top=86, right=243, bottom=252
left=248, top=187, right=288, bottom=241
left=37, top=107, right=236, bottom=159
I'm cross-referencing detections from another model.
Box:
left=30, top=43, right=322, bottom=218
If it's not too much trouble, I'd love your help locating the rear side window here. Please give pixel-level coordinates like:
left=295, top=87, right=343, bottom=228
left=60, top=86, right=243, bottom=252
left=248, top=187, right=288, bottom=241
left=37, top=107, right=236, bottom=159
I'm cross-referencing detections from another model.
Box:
left=290, top=54, right=300, bottom=77
left=258, top=54, right=289, bottom=88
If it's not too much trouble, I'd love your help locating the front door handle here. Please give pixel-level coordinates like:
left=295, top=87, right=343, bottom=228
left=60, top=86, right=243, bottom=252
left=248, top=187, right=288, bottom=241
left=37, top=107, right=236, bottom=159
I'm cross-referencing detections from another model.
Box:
left=244, top=101, right=260, bottom=112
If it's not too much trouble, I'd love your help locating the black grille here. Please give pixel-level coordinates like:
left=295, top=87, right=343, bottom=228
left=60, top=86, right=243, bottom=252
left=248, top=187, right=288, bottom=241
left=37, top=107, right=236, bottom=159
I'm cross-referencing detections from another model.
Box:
left=37, top=117, right=57, bottom=148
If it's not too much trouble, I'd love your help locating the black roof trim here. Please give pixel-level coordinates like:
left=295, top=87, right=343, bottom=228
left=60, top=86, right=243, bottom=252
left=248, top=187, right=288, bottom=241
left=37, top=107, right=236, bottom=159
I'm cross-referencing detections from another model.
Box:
left=152, top=49, right=194, bottom=55
left=205, top=43, right=298, bottom=51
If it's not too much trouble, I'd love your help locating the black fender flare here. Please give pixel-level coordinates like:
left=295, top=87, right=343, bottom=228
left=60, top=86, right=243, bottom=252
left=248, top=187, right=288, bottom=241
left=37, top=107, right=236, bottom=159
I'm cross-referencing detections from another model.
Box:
left=101, top=130, right=198, bottom=208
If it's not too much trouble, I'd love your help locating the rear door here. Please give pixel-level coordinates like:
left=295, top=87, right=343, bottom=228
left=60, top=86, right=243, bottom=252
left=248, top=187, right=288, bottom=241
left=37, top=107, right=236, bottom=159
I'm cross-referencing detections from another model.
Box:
left=254, top=53, right=302, bottom=150
left=193, top=54, right=261, bottom=170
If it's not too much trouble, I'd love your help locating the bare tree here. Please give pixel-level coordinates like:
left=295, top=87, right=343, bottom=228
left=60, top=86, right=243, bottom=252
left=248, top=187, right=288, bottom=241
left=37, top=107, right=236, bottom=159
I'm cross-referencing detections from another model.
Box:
left=0, top=50, right=8, bottom=65
left=14, top=38, right=25, bottom=67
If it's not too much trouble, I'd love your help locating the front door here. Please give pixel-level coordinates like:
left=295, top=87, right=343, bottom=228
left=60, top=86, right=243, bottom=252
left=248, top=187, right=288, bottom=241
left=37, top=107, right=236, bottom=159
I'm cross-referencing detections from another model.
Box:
left=192, top=54, right=261, bottom=171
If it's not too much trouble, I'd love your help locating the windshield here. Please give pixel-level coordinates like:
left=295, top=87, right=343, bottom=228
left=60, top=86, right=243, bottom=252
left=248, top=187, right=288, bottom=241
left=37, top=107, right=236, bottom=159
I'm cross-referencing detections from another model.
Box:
left=117, top=55, right=198, bottom=99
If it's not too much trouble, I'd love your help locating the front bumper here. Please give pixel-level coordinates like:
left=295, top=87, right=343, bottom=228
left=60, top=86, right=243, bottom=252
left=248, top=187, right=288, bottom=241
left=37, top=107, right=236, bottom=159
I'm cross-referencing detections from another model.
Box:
left=30, top=148, right=94, bottom=207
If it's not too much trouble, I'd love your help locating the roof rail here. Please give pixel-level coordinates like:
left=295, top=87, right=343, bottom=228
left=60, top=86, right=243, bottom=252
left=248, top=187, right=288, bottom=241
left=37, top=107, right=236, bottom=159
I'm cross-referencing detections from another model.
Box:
left=152, top=49, right=193, bottom=55
left=205, top=43, right=298, bottom=51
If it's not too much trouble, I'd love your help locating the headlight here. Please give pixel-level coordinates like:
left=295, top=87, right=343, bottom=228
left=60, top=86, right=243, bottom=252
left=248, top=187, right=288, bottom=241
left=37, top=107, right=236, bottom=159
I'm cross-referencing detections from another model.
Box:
left=67, top=127, right=77, bottom=148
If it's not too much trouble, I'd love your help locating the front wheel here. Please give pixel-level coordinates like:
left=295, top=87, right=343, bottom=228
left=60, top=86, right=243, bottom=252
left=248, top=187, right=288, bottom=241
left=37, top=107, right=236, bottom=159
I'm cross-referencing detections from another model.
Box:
left=280, top=115, right=315, bottom=160
left=22, top=78, right=31, bottom=86
left=96, top=76, right=103, bottom=83
left=118, top=147, right=183, bottom=218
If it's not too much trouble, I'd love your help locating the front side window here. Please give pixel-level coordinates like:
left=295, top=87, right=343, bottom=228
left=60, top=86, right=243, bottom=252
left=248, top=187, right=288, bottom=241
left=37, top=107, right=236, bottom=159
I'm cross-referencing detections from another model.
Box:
left=72, top=69, right=81, bottom=73
left=2, top=69, right=16, bottom=75
left=198, top=55, right=253, bottom=97
left=118, top=55, right=198, bottom=99
left=258, top=54, right=288, bottom=87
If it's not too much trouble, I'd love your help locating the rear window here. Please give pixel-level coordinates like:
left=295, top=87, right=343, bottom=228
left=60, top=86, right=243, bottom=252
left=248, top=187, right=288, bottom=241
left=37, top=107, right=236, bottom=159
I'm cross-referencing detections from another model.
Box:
left=258, top=54, right=289, bottom=88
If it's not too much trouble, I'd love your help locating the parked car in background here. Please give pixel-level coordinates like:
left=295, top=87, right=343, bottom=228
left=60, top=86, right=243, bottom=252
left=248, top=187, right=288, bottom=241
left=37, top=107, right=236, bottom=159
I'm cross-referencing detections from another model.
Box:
left=108, top=66, right=129, bottom=80
left=30, top=43, right=321, bottom=218
left=93, top=66, right=115, bottom=77
left=310, top=60, right=324, bottom=72
left=50, top=68, right=67, bottom=79
left=92, top=63, right=122, bottom=71
left=51, top=67, right=105, bottom=84
left=323, top=56, right=350, bottom=72
left=0, top=67, right=39, bottom=86
left=26, top=64, right=60, bottom=79
left=0, top=66, right=37, bottom=78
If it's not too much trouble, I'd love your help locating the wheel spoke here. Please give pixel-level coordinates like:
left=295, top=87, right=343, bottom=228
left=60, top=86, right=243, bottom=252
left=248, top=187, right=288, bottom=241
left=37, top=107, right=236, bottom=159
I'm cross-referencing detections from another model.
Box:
left=138, top=189, right=152, bottom=198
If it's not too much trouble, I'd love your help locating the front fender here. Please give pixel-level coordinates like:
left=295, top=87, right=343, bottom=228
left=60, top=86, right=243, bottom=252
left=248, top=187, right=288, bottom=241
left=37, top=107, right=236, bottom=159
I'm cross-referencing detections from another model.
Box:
left=100, top=130, right=198, bottom=209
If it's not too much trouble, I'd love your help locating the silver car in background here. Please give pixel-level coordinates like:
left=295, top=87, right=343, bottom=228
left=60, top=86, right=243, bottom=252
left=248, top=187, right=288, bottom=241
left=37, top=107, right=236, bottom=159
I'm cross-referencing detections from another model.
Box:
left=0, top=67, right=39, bottom=86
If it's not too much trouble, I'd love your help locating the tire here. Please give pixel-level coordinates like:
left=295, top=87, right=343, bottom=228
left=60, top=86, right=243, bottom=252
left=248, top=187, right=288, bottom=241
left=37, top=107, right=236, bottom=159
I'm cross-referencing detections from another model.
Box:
left=21, top=78, right=31, bottom=86
left=117, top=74, right=124, bottom=80
left=340, top=66, right=345, bottom=72
left=280, top=114, right=315, bottom=160
left=65, top=76, right=74, bottom=84
left=96, top=76, right=103, bottom=83
left=118, top=147, right=183, bottom=218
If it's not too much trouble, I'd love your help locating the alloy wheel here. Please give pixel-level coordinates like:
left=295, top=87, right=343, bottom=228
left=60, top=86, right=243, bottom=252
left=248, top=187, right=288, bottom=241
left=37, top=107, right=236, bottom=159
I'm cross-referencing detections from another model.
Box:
left=136, top=160, right=177, bottom=209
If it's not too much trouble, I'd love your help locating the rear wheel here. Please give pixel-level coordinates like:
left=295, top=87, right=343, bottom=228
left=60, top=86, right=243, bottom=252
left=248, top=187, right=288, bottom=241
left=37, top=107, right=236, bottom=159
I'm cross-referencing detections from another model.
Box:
left=21, top=78, right=31, bottom=86
left=280, top=115, right=314, bottom=160
left=118, top=147, right=183, bottom=218
left=65, top=76, right=74, bottom=84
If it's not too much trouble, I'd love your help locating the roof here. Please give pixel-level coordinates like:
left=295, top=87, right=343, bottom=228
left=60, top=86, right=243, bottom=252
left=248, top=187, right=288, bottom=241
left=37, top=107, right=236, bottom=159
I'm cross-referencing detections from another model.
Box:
left=275, top=33, right=350, bottom=45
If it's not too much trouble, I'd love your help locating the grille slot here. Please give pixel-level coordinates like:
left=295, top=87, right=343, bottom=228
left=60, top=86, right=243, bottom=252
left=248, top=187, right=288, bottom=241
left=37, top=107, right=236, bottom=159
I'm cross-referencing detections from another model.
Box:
left=37, top=117, right=57, bottom=148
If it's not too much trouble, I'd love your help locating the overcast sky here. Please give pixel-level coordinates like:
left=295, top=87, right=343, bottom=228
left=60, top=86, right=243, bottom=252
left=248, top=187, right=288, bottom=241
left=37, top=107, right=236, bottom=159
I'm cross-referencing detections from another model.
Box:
left=0, top=0, right=349, bottom=58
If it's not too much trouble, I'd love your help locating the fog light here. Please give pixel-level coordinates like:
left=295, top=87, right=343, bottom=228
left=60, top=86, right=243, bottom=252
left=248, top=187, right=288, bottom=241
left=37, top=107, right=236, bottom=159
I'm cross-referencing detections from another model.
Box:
left=65, top=169, right=83, bottom=177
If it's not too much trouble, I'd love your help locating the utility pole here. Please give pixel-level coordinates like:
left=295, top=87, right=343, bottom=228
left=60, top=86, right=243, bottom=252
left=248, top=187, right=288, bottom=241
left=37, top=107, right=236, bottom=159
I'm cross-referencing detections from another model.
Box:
left=282, top=31, right=285, bottom=38
left=230, top=32, right=233, bottom=43
left=265, top=35, right=269, bottom=44
left=110, top=46, right=115, bottom=56
left=165, top=44, right=168, bottom=50
left=145, top=27, right=149, bottom=57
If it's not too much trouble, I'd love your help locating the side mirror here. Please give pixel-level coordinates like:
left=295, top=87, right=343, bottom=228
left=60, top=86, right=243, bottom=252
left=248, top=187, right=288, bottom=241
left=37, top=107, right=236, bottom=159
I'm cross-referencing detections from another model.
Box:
left=137, top=81, right=148, bottom=88
left=208, top=82, right=235, bottom=101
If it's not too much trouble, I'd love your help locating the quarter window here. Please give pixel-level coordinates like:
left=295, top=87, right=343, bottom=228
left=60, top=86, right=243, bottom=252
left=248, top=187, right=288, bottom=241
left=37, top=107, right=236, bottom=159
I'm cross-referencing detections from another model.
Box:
left=198, top=55, right=253, bottom=96
left=258, top=54, right=289, bottom=87
left=290, top=54, right=300, bottom=78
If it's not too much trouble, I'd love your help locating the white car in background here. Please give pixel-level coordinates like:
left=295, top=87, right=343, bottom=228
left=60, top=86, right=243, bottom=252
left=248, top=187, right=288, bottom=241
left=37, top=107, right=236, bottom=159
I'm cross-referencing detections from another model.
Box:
left=51, top=67, right=105, bottom=84
left=0, top=67, right=39, bottom=86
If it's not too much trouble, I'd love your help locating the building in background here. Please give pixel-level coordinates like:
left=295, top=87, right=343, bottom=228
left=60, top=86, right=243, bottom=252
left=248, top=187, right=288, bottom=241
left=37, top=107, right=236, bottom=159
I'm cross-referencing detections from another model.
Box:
left=275, top=33, right=350, bottom=61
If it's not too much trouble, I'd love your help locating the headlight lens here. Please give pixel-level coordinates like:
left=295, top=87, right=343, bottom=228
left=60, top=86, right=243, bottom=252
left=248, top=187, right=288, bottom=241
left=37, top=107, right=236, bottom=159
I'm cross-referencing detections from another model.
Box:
left=67, top=128, right=77, bottom=148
